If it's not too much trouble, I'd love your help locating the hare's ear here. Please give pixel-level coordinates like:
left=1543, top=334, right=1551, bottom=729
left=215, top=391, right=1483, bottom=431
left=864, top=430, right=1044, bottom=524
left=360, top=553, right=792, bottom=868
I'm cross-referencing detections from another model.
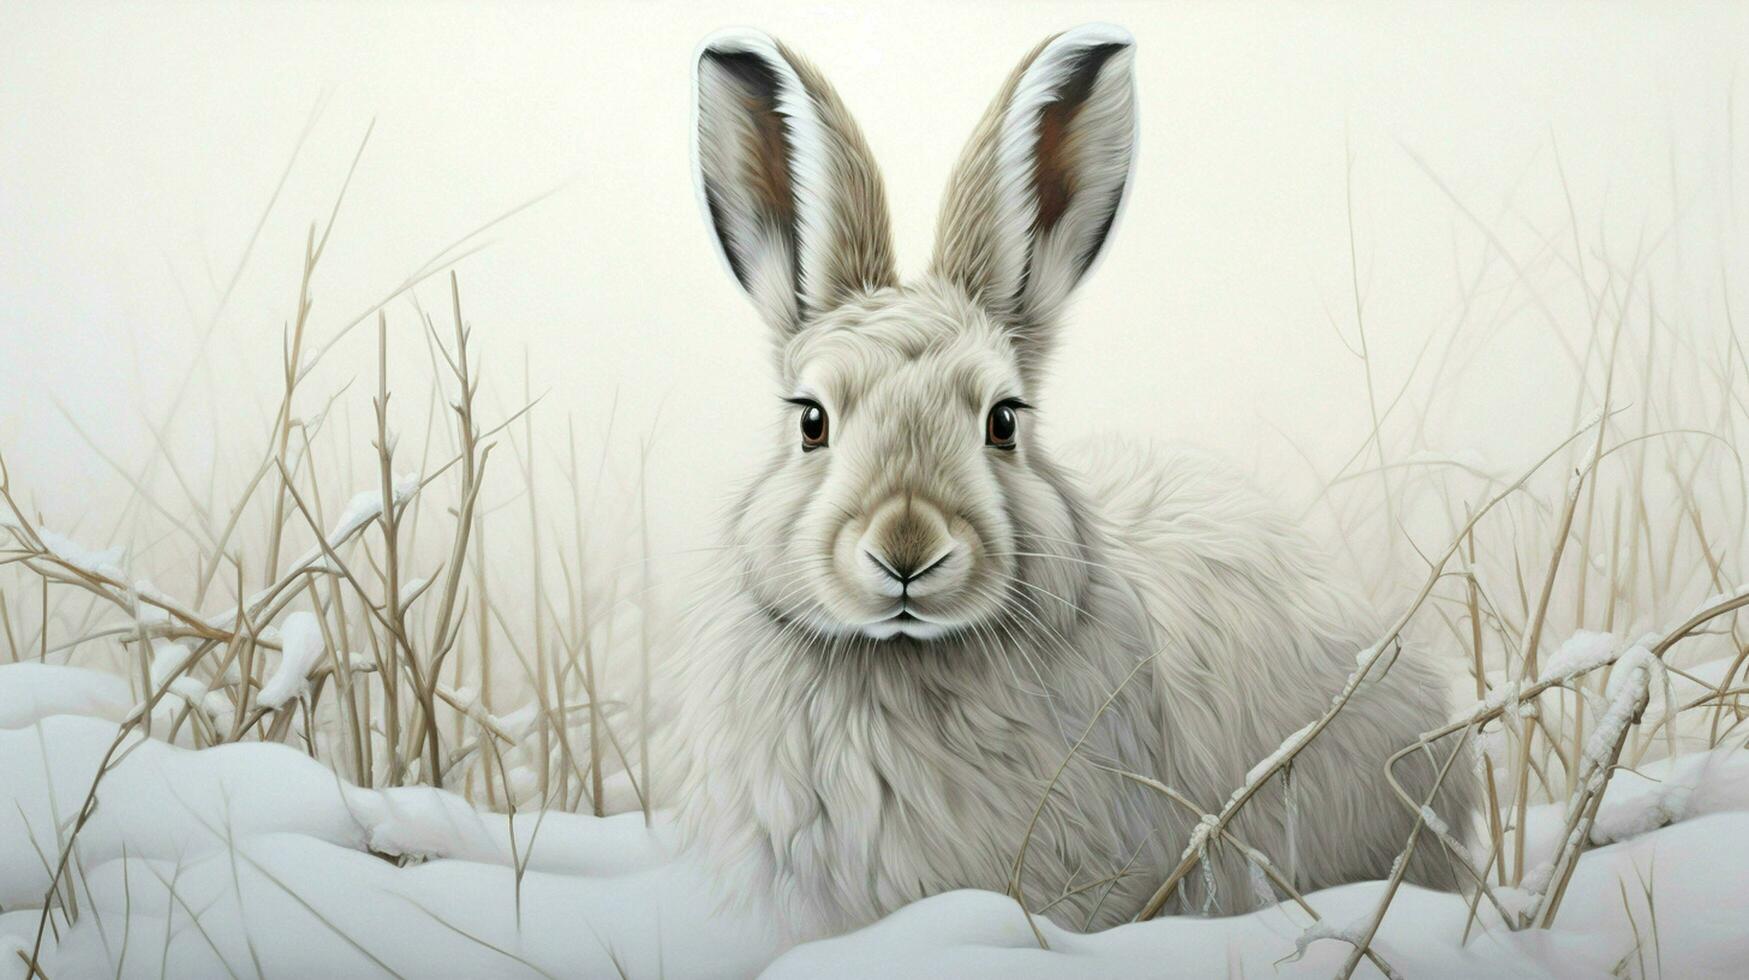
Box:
left=693, top=30, right=897, bottom=340
left=931, top=25, right=1136, bottom=369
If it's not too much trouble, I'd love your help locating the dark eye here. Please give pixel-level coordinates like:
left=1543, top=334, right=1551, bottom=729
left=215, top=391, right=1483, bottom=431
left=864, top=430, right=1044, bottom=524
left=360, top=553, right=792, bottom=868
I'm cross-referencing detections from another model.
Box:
left=986, top=401, right=1019, bottom=449
left=798, top=400, right=828, bottom=450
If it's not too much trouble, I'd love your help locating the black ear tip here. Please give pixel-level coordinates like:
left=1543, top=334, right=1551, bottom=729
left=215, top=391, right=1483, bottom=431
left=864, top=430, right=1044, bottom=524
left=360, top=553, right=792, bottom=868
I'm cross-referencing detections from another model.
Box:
left=702, top=49, right=782, bottom=96
left=1066, top=42, right=1127, bottom=84
left=699, top=31, right=793, bottom=102
left=1055, top=23, right=1135, bottom=50
left=1038, top=26, right=1135, bottom=100
left=698, top=30, right=782, bottom=72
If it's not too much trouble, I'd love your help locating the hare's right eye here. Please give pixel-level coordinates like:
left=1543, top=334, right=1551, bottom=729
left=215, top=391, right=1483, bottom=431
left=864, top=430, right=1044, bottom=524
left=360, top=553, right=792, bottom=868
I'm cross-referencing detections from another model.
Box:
left=792, top=399, right=829, bottom=450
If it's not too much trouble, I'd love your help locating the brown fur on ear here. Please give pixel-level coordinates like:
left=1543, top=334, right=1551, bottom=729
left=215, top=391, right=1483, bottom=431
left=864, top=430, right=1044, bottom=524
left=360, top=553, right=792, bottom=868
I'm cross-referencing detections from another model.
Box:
left=694, top=32, right=897, bottom=339
left=699, top=49, right=799, bottom=294
left=929, top=26, right=1136, bottom=371
left=782, top=47, right=899, bottom=311
left=1032, top=43, right=1126, bottom=245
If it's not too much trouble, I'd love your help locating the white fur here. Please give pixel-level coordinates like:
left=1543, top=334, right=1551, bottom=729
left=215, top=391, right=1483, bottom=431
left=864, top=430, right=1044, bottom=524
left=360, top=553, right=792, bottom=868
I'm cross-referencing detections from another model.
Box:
left=695, top=30, right=837, bottom=314
left=997, top=24, right=1137, bottom=326
left=675, top=25, right=1475, bottom=944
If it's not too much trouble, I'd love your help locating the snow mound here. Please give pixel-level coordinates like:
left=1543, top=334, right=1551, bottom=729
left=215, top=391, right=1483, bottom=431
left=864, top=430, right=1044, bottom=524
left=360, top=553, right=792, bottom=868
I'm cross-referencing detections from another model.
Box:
left=3, top=662, right=1749, bottom=978
left=0, top=663, right=133, bottom=729
left=0, top=709, right=772, bottom=979
left=771, top=797, right=1749, bottom=977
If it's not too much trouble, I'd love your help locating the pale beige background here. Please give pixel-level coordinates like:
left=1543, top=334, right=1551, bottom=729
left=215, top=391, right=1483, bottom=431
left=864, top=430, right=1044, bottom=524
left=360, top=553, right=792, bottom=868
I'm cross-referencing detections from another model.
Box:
left=1, top=0, right=1743, bottom=575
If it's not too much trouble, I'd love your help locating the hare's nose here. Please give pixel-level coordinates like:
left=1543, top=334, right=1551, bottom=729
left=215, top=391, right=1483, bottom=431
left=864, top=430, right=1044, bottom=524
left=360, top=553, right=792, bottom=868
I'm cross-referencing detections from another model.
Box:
left=858, top=495, right=954, bottom=593
left=864, top=544, right=951, bottom=586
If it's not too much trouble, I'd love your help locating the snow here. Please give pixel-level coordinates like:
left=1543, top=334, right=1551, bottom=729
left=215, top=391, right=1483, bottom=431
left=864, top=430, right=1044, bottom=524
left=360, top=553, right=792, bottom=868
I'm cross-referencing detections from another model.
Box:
left=327, top=475, right=420, bottom=546
left=0, top=710, right=768, bottom=979
left=1244, top=721, right=1315, bottom=785
left=1288, top=916, right=1368, bottom=962
left=5, top=662, right=1749, bottom=978
left=758, top=809, right=1748, bottom=978
left=36, top=528, right=126, bottom=577
left=256, top=611, right=325, bottom=709
left=0, top=663, right=133, bottom=729
left=149, top=640, right=211, bottom=708
left=131, top=580, right=175, bottom=624
left=1586, top=745, right=1749, bottom=845
left=1692, top=582, right=1749, bottom=617
left=767, top=810, right=1749, bottom=978
left=149, top=640, right=194, bottom=686
left=1587, top=645, right=1654, bottom=769
left=398, top=576, right=429, bottom=610
left=1538, top=630, right=1617, bottom=684
left=1477, top=679, right=1524, bottom=724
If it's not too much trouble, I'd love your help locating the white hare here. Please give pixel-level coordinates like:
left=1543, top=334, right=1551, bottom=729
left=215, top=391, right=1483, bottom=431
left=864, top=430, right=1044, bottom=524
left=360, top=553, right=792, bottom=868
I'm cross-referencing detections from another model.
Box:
left=671, top=23, right=1474, bottom=942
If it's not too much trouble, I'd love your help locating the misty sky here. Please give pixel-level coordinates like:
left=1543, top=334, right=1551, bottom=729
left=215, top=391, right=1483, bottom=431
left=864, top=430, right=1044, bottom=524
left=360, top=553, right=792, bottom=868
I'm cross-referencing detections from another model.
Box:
left=1, top=0, right=1743, bottom=570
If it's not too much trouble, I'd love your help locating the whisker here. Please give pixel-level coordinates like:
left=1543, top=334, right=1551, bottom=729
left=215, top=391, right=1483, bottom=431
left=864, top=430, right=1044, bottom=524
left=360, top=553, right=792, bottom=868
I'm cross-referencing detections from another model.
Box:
left=988, top=550, right=1123, bottom=574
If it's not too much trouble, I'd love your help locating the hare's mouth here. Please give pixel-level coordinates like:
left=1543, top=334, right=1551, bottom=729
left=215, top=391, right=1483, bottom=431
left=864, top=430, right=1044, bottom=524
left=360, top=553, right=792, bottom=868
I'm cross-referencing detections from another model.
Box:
left=861, top=604, right=955, bottom=641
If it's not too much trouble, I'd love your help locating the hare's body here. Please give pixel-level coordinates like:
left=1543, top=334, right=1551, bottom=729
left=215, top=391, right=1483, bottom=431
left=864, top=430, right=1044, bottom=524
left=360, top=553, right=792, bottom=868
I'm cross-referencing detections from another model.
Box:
left=676, top=431, right=1469, bottom=941
left=673, top=25, right=1474, bottom=941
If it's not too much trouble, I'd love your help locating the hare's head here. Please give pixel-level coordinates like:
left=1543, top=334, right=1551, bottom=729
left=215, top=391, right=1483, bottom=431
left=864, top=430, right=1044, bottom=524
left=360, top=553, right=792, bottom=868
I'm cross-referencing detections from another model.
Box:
left=694, top=26, right=1136, bottom=642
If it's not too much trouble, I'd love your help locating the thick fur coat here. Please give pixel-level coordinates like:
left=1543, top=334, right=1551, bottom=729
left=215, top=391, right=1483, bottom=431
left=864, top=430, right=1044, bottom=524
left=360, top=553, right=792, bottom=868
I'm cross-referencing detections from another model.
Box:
left=671, top=24, right=1475, bottom=942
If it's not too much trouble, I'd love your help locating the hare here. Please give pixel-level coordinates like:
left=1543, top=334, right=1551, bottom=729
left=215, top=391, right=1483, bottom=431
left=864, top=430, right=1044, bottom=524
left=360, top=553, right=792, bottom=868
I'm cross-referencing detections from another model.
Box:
left=670, top=23, right=1474, bottom=942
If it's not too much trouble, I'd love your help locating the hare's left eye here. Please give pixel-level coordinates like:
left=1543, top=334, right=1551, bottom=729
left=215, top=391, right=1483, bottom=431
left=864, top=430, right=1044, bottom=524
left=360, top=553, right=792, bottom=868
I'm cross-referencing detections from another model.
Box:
left=789, top=398, right=829, bottom=450
left=986, top=399, right=1026, bottom=449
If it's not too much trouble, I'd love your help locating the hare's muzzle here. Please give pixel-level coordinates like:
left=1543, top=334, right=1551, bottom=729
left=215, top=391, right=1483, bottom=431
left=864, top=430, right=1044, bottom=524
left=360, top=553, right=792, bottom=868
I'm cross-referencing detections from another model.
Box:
left=857, top=495, right=959, bottom=594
